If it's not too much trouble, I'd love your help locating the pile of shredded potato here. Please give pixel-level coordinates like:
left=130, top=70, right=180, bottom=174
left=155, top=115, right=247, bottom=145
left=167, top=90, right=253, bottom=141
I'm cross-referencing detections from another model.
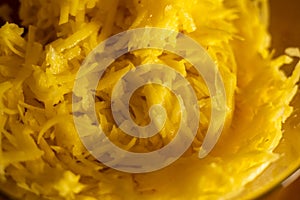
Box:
left=0, top=0, right=299, bottom=199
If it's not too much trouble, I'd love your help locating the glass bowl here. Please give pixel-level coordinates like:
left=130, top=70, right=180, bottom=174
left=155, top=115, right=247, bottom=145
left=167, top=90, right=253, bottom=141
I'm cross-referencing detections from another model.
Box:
left=238, top=0, right=300, bottom=199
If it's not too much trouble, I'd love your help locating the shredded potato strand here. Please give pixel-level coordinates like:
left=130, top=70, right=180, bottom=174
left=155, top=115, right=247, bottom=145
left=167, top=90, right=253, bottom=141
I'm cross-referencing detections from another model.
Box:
left=0, top=0, right=299, bottom=199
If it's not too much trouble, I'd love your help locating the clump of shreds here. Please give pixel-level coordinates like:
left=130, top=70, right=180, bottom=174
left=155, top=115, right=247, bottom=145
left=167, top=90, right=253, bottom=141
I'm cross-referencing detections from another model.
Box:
left=0, top=0, right=299, bottom=199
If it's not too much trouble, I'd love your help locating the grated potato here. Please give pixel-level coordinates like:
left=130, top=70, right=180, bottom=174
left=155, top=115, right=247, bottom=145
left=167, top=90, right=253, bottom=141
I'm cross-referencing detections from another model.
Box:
left=0, top=0, right=299, bottom=199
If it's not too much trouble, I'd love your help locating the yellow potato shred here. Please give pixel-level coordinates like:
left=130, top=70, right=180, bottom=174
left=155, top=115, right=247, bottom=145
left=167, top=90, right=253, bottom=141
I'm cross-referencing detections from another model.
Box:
left=0, top=0, right=299, bottom=199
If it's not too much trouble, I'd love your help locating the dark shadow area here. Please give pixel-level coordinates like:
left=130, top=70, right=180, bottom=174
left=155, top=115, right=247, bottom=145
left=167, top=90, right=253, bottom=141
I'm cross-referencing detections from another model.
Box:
left=0, top=0, right=21, bottom=26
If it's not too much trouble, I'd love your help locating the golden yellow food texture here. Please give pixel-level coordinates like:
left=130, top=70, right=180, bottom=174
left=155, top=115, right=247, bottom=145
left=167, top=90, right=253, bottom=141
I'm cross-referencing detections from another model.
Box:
left=0, top=0, right=299, bottom=199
